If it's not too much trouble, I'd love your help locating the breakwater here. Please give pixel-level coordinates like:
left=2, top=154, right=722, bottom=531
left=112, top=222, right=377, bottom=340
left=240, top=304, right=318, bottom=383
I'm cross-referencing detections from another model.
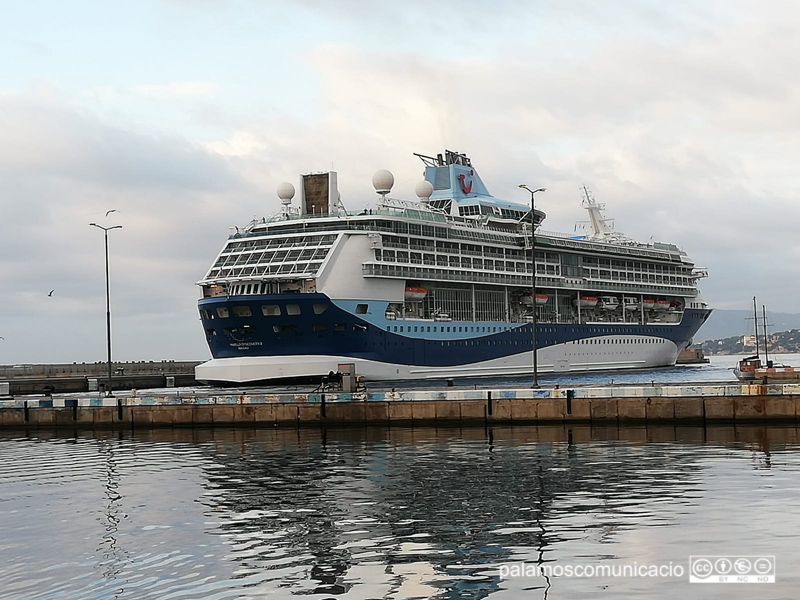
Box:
left=0, top=361, right=201, bottom=395
left=2, top=382, right=800, bottom=429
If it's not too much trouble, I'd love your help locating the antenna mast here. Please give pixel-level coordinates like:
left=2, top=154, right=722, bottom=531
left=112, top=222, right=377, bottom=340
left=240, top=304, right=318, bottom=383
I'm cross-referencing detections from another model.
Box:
left=581, top=186, right=615, bottom=240
left=762, top=304, right=770, bottom=366
left=752, top=296, right=760, bottom=359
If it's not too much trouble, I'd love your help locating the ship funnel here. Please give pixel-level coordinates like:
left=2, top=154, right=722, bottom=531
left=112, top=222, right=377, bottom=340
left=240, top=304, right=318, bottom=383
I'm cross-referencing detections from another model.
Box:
left=299, top=171, right=338, bottom=216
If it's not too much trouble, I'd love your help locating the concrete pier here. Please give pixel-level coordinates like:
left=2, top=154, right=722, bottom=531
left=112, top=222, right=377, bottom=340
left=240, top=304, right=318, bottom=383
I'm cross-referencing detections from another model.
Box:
left=0, top=361, right=201, bottom=395
left=1, top=382, right=799, bottom=430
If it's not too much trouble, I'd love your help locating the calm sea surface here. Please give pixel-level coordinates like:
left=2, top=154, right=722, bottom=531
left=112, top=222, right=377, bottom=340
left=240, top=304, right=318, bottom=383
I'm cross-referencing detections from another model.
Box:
left=0, top=425, right=798, bottom=599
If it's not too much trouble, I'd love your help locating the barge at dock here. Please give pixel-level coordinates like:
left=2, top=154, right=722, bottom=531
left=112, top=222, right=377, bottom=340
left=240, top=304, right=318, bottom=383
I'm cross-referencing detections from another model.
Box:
left=195, top=150, right=712, bottom=384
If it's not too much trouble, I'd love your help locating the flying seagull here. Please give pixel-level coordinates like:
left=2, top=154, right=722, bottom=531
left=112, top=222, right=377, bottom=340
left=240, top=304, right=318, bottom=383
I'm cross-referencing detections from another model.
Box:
left=48, top=290, right=54, bottom=297
left=0, top=336, right=4, bottom=340
left=106, top=209, right=119, bottom=217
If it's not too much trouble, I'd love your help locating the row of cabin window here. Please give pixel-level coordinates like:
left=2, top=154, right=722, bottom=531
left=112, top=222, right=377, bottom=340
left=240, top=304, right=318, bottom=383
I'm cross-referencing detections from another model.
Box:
left=379, top=239, right=690, bottom=276
left=223, top=234, right=337, bottom=253
left=215, top=248, right=330, bottom=268
left=208, top=326, right=555, bottom=346
left=202, top=303, right=330, bottom=319
left=389, top=325, right=513, bottom=333
left=573, top=338, right=665, bottom=344
left=364, top=264, right=692, bottom=294
left=569, top=326, right=667, bottom=334
left=208, top=323, right=367, bottom=336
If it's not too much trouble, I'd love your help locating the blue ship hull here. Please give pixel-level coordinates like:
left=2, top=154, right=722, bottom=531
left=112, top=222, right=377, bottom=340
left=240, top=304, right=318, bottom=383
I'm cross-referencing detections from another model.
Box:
left=197, top=293, right=711, bottom=381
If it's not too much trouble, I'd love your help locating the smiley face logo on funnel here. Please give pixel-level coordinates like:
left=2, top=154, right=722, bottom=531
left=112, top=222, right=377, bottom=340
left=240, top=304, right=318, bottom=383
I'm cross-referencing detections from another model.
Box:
left=458, top=170, right=474, bottom=194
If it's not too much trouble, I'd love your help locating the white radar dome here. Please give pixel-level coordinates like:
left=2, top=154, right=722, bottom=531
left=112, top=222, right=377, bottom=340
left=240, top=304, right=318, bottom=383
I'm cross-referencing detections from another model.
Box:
left=372, top=169, right=394, bottom=194
left=415, top=180, right=434, bottom=202
left=277, top=182, right=295, bottom=202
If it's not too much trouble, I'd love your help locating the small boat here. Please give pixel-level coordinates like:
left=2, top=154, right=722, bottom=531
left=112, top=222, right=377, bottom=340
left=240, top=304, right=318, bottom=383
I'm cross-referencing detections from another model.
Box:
left=641, top=298, right=656, bottom=310
left=734, top=297, right=800, bottom=381
left=622, top=297, right=639, bottom=311
left=572, top=295, right=598, bottom=308
left=734, top=356, right=800, bottom=381
left=653, top=300, right=671, bottom=311
left=404, top=286, right=427, bottom=301
left=598, top=295, right=619, bottom=311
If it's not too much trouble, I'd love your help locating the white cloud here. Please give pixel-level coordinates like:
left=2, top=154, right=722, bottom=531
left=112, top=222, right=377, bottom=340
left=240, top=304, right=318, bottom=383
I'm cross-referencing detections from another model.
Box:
left=4, top=1, right=800, bottom=363
left=131, top=81, right=219, bottom=98
left=91, top=81, right=219, bottom=101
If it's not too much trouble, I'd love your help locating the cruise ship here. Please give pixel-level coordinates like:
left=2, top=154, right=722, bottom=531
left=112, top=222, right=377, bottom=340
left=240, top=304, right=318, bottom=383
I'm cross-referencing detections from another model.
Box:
left=195, top=150, right=712, bottom=383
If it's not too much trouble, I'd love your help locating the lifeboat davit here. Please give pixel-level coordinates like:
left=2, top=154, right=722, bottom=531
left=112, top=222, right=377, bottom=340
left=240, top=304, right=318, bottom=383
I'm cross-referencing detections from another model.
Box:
left=404, top=286, right=427, bottom=301
left=598, top=296, right=620, bottom=311
left=622, top=297, right=639, bottom=311
left=572, top=295, right=598, bottom=308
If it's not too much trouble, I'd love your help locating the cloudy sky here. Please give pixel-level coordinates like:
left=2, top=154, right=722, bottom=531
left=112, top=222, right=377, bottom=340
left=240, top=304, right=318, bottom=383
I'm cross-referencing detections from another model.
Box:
left=2, top=0, right=799, bottom=363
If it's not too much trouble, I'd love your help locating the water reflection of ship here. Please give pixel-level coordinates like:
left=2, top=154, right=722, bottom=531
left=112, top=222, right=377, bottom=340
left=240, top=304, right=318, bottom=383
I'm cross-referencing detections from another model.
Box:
left=195, top=426, right=707, bottom=599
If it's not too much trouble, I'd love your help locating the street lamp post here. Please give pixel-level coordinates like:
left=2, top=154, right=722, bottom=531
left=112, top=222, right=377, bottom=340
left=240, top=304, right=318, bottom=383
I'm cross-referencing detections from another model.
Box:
left=89, top=223, right=122, bottom=396
left=518, top=185, right=546, bottom=388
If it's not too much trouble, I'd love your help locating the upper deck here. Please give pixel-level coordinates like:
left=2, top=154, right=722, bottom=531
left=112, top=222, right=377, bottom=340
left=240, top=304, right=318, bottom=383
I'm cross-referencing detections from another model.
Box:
left=198, top=150, right=706, bottom=303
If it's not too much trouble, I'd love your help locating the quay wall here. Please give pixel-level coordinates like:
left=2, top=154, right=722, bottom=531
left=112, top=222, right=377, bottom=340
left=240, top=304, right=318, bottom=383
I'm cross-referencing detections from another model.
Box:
left=2, top=383, right=800, bottom=429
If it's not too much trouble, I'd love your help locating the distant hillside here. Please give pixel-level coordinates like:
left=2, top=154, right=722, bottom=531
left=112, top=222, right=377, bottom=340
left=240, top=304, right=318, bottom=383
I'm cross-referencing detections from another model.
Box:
left=693, top=309, right=800, bottom=342
left=700, top=329, right=800, bottom=356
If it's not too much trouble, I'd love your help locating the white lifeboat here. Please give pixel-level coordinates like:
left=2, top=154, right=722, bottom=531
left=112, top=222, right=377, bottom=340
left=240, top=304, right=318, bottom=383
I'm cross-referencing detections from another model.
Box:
left=404, top=286, right=427, bottom=301
left=654, top=299, right=671, bottom=311
left=572, top=295, right=598, bottom=308
left=598, top=296, right=619, bottom=311
left=641, top=298, right=656, bottom=310
left=520, top=292, right=549, bottom=306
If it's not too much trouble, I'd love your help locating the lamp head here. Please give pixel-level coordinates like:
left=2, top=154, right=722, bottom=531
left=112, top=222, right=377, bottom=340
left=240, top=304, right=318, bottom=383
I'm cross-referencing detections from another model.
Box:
left=518, top=184, right=546, bottom=194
